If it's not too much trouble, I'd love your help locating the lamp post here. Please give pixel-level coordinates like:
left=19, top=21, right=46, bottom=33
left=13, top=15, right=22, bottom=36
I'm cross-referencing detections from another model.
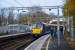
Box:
left=57, top=6, right=60, bottom=46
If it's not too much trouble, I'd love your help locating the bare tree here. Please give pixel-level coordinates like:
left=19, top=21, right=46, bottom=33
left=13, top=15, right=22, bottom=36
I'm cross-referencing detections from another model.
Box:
left=8, top=9, right=14, bottom=24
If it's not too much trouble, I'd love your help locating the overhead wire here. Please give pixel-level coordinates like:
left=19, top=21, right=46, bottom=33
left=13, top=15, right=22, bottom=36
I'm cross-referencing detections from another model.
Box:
left=0, top=0, right=15, bottom=6
left=13, top=0, right=24, bottom=7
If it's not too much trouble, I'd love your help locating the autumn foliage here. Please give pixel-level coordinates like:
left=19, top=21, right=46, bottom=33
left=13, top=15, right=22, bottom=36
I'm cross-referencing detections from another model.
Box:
left=64, top=0, right=75, bottom=27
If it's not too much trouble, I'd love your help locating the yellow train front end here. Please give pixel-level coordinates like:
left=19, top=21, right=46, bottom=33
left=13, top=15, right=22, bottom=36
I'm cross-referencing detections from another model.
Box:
left=31, top=27, right=42, bottom=37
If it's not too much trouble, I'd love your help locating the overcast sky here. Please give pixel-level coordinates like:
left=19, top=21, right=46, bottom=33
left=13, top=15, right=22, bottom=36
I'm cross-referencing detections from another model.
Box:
left=0, top=0, right=64, bottom=8
left=0, top=0, right=64, bottom=16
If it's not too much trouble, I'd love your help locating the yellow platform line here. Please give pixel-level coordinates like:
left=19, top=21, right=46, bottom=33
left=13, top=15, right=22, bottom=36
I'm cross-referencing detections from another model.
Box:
left=46, top=38, right=50, bottom=50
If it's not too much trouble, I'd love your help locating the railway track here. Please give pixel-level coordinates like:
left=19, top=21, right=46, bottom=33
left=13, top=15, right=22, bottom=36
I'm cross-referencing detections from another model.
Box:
left=0, top=34, right=33, bottom=50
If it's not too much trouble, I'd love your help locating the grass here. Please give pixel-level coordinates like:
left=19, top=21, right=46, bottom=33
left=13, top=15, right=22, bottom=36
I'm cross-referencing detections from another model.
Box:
left=0, top=33, right=8, bottom=36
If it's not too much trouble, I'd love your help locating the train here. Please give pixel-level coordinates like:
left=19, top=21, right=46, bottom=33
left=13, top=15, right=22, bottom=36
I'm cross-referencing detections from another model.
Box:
left=0, top=22, right=64, bottom=38
left=31, top=21, right=64, bottom=38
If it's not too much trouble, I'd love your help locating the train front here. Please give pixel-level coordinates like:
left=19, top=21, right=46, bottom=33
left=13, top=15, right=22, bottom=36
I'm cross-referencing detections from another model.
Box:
left=31, top=23, right=43, bottom=37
